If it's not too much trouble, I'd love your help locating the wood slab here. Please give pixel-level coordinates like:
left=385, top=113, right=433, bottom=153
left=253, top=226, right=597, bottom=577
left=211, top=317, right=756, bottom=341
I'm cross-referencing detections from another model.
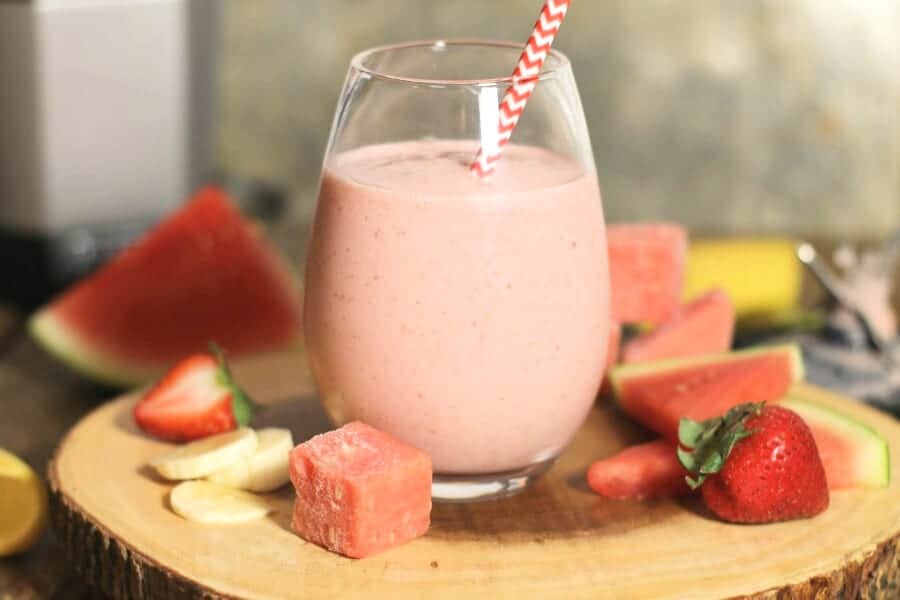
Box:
left=48, top=349, right=900, bottom=599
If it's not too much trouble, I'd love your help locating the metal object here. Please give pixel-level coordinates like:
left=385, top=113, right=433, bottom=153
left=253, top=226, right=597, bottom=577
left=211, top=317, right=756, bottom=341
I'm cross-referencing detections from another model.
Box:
left=797, top=237, right=899, bottom=368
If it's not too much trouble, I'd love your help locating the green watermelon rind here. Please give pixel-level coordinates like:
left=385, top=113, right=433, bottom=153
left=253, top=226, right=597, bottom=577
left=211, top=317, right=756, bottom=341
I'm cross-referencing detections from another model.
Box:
left=609, top=344, right=805, bottom=402
left=780, top=396, right=890, bottom=488
left=26, top=197, right=304, bottom=390
left=28, top=309, right=163, bottom=388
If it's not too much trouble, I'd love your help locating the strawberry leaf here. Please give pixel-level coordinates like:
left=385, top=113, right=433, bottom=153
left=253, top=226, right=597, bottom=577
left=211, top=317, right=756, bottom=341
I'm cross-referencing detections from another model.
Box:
left=677, top=402, right=766, bottom=489
left=677, top=446, right=700, bottom=474
left=210, top=342, right=256, bottom=427
left=229, top=385, right=254, bottom=426
left=699, top=451, right=724, bottom=474
left=678, top=418, right=705, bottom=449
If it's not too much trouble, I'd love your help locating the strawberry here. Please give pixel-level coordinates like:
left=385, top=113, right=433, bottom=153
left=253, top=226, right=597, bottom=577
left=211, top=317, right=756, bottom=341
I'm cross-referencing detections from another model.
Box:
left=133, top=349, right=253, bottom=442
left=677, top=402, right=829, bottom=524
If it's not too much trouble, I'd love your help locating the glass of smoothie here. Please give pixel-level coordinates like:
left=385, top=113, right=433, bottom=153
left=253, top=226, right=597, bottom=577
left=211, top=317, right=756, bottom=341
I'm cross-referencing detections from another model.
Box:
left=304, top=40, right=609, bottom=501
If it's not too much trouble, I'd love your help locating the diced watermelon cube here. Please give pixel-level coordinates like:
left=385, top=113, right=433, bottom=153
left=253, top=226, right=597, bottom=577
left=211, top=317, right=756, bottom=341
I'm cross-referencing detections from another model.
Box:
left=289, top=422, right=432, bottom=558
left=621, top=289, right=735, bottom=363
left=607, top=223, right=688, bottom=325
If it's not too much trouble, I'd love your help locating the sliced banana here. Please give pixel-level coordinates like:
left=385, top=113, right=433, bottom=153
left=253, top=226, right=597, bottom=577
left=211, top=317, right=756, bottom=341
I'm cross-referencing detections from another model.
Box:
left=169, top=481, right=270, bottom=524
left=206, top=428, right=294, bottom=492
left=152, top=428, right=257, bottom=480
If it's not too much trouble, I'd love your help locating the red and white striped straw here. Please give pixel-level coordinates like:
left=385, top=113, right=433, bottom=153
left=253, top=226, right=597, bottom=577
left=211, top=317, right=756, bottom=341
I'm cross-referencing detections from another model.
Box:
left=470, top=0, right=572, bottom=177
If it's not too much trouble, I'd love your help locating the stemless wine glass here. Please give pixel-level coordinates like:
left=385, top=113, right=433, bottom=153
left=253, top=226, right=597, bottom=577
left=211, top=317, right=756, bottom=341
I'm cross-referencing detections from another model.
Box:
left=304, top=40, right=610, bottom=501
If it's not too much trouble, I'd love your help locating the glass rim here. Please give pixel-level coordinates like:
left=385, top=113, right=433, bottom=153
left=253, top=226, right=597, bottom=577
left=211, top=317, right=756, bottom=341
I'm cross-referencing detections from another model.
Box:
left=350, top=39, right=571, bottom=87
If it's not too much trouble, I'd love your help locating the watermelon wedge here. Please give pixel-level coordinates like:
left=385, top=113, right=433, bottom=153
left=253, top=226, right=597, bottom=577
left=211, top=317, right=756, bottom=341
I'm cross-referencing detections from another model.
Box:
left=589, top=397, right=889, bottom=498
left=780, top=397, right=889, bottom=489
left=29, top=187, right=303, bottom=387
left=587, top=439, right=691, bottom=500
left=610, top=345, right=804, bottom=441
left=621, top=289, right=735, bottom=363
left=607, top=223, right=687, bottom=326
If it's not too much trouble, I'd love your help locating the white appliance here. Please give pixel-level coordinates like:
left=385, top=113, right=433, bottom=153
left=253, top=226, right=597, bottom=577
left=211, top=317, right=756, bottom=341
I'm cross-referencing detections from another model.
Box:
left=0, top=0, right=219, bottom=307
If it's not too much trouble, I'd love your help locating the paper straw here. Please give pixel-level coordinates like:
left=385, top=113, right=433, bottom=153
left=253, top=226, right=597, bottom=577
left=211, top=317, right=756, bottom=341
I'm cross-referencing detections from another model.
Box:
left=471, top=0, right=572, bottom=176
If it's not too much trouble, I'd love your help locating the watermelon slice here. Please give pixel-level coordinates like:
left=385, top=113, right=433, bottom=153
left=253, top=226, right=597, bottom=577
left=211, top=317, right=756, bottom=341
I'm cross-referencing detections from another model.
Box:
left=589, top=397, right=889, bottom=498
left=621, top=289, right=735, bottom=363
left=586, top=439, right=691, bottom=500
left=610, top=345, right=804, bottom=441
left=607, top=223, right=687, bottom=325
left=780, top=397, right=889, bottom=489
left=28, top=187, right=302, bottom=387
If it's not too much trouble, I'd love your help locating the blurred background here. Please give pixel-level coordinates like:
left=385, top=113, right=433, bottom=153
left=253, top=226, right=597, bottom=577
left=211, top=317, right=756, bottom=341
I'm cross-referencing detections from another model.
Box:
left=218, top=0, right=899, bottom=236
left=1, top=0, right=897, bottom=306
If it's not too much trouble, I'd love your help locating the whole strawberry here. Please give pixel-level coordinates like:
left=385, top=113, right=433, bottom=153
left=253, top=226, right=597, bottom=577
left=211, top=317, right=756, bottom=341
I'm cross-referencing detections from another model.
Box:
left=677, top=403, right=829, bottom=524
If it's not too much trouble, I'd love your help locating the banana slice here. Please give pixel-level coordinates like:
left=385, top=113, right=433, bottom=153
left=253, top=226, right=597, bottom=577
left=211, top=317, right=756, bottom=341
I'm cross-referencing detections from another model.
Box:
left=152, top=428, right=257, bottom=480
left=206, top=428, right=294, bottom=492
left=169, top=481, right=270, bottom=524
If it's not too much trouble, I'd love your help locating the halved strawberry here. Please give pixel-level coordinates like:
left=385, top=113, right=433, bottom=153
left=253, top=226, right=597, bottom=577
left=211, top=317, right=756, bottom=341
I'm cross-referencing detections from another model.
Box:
left=133, top=350, right=253, bottom=442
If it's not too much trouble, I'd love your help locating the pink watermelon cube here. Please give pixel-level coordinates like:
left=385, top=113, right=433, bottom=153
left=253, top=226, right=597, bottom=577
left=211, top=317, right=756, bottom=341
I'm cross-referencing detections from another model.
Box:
left=622, top=288, right=735, bottom=363
left=607, top=223, right=688, bottom=325
left=289, top=422, right=432, bottom=558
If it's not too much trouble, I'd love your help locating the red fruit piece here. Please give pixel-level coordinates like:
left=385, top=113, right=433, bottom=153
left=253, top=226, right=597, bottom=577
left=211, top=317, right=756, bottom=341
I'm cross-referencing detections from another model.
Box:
left=622, top=289, right=735, bottom=363
left=678, top=403, right=829, bottom=524
left=133, top=351, right=253, bottom=442
left=587, top=439, right=692, bottom=500
left=611, top=345, right=803, bottom=441
left=29, top=186, right=303, bottom=388
left=607, top=223, right=687, bottom=326
left=289, top=422, right=432, bottom=559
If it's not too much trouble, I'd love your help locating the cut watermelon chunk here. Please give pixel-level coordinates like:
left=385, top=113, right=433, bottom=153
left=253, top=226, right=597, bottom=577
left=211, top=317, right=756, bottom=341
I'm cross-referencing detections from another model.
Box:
left=611, top=345, right=804, bottom=441
left=607, top=223, right=687, bottom=325
left=780, top=397, right=889, bottom=489
left=28, top=187, right=302, bottom=387
left=621, top=289, right=735, bottom=363
left=587, top=439, right=691, bottom=500
left=289, top=422, right=432, bottom=558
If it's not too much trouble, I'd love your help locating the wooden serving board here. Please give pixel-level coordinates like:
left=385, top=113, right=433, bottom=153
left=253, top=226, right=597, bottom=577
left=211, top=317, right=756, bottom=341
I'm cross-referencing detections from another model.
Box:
left=49, top=349, right=900, bottom=599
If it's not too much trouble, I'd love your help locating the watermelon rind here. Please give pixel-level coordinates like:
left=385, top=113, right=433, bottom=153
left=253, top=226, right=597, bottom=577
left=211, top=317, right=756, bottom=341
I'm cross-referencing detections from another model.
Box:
left=28, top=309, right=162, bottom=388
left=609, top=344, right=805, bottom=400
left=780, top=396, right=890, bottom=488
left=25, top=189, right=304, bottom=390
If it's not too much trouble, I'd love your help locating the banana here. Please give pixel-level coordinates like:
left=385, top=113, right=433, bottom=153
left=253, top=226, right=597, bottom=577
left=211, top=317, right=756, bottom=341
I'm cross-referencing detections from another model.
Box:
left=152, top=428, right=257, bottom=481
left=206, top=428, right=294, bottom=492
left=685, top=238, right=802, bottom=318
left=169, top=480, right=270, bottom=524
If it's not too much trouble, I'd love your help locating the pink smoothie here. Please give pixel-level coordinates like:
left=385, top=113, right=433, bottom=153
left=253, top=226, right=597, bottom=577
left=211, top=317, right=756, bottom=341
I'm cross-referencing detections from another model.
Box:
left=304, top=140, right=609, bottom=474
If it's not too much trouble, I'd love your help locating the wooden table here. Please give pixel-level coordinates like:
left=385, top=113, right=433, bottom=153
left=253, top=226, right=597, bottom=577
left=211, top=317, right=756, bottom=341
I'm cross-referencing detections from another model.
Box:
left=0, top=239, right=896, bottom=599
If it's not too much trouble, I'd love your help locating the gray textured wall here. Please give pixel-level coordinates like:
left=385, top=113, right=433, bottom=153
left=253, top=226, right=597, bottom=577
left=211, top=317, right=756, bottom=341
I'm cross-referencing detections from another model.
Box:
left=216, top=0, right=899, bottom=238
